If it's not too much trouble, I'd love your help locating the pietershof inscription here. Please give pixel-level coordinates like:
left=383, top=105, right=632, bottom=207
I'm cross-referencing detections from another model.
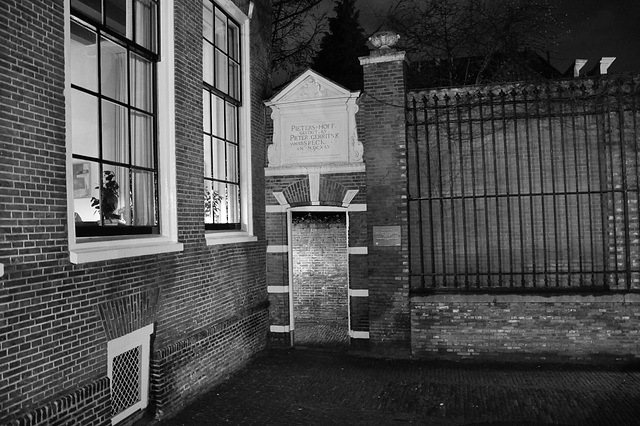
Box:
left=288, top=123, right=339, bottom=153
left=373, top=225, right=401, bottom=247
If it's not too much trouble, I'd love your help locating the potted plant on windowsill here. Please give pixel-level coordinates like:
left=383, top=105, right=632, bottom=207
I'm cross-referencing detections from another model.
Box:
left=204, top=188, right=222, bottom=222
left=91, top=170, right=120, bottom=224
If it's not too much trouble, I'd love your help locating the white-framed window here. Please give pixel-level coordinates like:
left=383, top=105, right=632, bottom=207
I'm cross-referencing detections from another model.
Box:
left=107, top=324, right=153, bottom=425
left=203, top=0, right=256, bottom=246
left=65, top=0, right=183, bottom=262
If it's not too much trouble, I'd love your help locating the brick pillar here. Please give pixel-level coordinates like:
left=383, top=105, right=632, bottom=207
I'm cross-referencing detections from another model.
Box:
left=359, top=35, right=410, bottom=355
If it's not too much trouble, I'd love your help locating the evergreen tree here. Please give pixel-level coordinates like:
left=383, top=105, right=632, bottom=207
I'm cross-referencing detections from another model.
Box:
left=311, top=0, right=369, bottom=90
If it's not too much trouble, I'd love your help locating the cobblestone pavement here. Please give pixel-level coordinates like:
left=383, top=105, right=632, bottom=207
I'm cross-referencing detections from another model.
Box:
left=153, top=347, right=640, bottom=426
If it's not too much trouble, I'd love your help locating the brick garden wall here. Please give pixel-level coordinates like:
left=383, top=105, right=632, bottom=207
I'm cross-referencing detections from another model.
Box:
left=0, top=0, right=271, bottom=423
left=412, top=294, right=640, bottom=363
left=406, top=78, right=640, bottom=362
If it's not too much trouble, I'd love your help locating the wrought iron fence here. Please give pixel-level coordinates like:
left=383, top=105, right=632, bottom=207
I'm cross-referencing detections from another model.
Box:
left=406, top=77, right=640, bottom=292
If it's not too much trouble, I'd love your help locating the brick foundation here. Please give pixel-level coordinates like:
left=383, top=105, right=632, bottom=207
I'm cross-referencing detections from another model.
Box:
left=6, top=378, right=111, bottom=426
left=151, top=306, right=268, bottom=419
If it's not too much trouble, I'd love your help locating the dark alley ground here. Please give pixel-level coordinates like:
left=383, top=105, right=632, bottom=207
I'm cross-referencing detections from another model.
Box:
left=145, top=347, right=640, bottom=425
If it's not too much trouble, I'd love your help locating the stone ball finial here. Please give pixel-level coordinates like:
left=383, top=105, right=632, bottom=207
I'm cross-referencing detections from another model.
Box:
left=368, top=31, right=400, bottom=50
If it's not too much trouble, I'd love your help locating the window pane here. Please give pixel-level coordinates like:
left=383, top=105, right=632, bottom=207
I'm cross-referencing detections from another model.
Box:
left=71, top=0, right=102, bottom=22
left=204, top=180, right=215, bottom=224
left=134, top=0, right=157, bottom=52
left=213, top=180, right=227, bottom=223
left=132, top=169, right=157, bottom=226
left=228, top=61, right=240, bottom=100
left=215, top=49, right=228, bottom=93
left=70, top=22, right=98, bottom=91
left=130, top=52, right=153, bottom=112
left=213, top=138, right=226, bottom=181
left=227, top=183, right=240, bottom=223
left=72, top=160, right=100, bottom=222
left=203, top=0, right=213, bottom=42
left=203, top=135, right=212, bottom=178
left=105, top=0, right=130, bottom=37
left=71, top=89, right=99, bottom=158
left=227, top=143, right=238, bottom=183
left=203, top=40, right=214, bottom=86
left=101, top=37, right=128, bottom=103
left=102, top=100, right=130, bottom=164
left=212, top=94, right=224, bottom=138
left=228, top=21, right=239, bottom=61
left=96, top=166, right=130, bottom=224
left=131, top=111, right=154, bottom=168
left=225, top=102, right=237, bottom=142
left=203, top=90, right=211, bottom=134
left=214, top=8, right=227, bottom=52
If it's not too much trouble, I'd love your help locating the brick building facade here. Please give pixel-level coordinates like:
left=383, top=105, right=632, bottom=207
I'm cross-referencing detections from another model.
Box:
left=2, top=5, right=639, bottom=423
left=1, top=0, right=272, bottom=424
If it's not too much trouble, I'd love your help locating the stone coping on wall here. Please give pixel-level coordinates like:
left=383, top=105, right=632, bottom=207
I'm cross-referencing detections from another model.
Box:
left=411, top=293, right=640, bottom=304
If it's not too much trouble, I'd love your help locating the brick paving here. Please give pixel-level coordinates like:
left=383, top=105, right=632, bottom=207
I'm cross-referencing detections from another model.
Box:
left=293, top=322, right=350, bottom=347
left=151, top=348, right=640, bottom=425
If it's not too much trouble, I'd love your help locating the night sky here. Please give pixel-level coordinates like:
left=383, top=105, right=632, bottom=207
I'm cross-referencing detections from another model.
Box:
left=354, top=0, right=640, bottom=75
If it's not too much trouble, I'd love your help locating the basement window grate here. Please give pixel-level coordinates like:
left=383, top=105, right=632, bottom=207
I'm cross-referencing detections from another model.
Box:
left=111, top=346, right=142, bottom=417
left=107, top=324, right=154, bottom=425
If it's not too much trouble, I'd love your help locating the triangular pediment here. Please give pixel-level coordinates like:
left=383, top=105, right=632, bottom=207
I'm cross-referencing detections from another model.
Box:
left=267, top=69, right=357, bottom=106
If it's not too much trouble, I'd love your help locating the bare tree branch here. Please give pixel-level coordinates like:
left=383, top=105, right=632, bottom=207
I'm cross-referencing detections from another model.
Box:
left=271, top=0, right=329, bottom=80
left=380, top=0, right=563, bottom=86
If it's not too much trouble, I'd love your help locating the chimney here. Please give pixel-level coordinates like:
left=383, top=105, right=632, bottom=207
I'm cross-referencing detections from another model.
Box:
left=573, top=59, right=587, bottom=77
left=599, top=57, right=616, bottom=75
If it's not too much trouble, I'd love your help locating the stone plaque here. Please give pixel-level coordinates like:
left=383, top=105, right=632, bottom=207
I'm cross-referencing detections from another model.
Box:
left=265, top=70, right=362, bottom=168
left=283, top=120, right=346, bottom=164
left=373, top=226, right=401, bottom=247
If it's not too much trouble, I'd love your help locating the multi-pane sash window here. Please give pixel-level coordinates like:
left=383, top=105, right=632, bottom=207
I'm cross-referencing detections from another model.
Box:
left=69, top=0, right=159, bottom=237
left=203, top=0, right=242, bottom=230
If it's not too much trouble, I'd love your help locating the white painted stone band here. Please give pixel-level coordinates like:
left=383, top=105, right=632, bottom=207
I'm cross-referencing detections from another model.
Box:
left=347, top=247, right=367, bottom=255
left=270, top=325, right=290, bottom=333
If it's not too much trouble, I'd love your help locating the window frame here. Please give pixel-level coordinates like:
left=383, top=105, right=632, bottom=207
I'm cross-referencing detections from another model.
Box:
left=65, top=0, right=183, bottom=263
left=203, top=0, right=256, bottom=246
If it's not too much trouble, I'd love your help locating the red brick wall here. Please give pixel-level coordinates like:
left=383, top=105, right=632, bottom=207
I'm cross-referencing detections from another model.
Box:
left=0, top=0, right=271, bottom=423
left=412, top=294, right=640, bottom=363
left=360, top=51, right=411, bottom=354
left=291, top=214, right=348, bottom=324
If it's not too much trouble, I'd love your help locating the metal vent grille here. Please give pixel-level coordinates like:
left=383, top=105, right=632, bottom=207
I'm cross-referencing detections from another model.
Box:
left=111, top=346, right=141, bottom=417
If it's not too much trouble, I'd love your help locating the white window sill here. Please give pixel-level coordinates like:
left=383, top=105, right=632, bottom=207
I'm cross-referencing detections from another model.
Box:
left=205, top=230, right=257, bottom=246
left=70, top=236, right=184, bottom=264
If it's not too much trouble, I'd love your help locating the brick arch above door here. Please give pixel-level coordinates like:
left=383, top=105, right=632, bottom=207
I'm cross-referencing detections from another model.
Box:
left=277, top=174, right=359, bottom=207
